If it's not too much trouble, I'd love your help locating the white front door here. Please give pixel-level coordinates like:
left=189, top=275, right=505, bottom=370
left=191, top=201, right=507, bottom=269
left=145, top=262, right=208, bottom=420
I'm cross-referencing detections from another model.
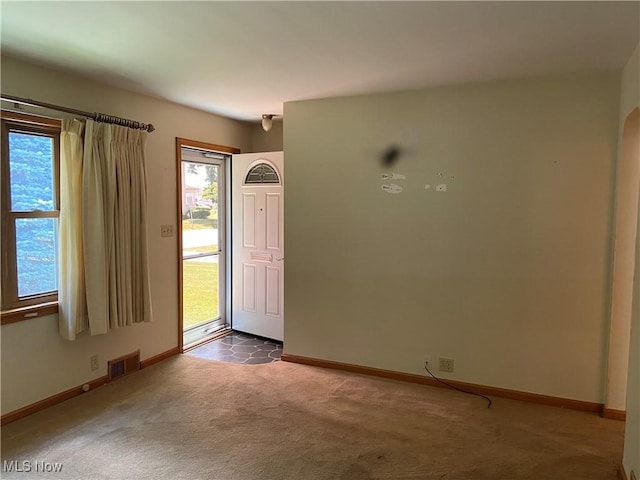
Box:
left=231, top=152, right=284, bottom=341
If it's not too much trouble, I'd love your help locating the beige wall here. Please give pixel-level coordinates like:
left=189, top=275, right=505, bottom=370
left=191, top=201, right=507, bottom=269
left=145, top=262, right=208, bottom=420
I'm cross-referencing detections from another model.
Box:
left=607, top=44, right=640, bottom=413
left=621, top=42, right=640, bottom=480
left=250, top=119, right=284, bottom=152
left=283, top=73, right=620, bottom=403
left=0, top=55, right=252, bottom=414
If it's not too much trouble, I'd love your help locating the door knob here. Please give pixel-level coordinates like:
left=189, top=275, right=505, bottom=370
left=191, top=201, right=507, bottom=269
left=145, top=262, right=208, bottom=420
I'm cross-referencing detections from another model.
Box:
left=276, top=257, right=284, bottom=261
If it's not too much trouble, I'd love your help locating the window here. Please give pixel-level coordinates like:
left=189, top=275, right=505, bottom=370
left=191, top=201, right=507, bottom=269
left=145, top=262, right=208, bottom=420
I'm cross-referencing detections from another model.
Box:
left=1, top=111, right=61, bottom=312
left=244, top=163, right=280, bottom=184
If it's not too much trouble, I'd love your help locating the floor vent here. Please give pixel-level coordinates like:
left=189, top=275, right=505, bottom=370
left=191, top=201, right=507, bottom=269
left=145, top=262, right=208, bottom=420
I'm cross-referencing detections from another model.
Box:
left=108, top=350, right=141, bottom=381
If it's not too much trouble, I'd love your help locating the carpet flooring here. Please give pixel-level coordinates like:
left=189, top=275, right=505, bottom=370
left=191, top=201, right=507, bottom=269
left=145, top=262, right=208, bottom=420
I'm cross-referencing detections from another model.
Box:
left=1, top=355, right=624, bottom=479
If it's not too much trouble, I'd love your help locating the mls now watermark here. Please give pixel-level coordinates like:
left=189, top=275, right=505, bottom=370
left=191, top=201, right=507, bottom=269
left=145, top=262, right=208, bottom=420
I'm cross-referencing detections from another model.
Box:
left=3, top=460, right=63, bottom=473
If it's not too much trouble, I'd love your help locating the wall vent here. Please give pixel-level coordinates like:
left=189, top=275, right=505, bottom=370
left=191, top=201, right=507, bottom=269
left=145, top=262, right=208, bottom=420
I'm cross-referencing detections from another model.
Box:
left=108, top=350, right=140, bottom=381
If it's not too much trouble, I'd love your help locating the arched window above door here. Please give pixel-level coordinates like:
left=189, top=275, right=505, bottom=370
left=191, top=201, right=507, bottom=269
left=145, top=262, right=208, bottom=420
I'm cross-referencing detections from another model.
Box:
left=244, top=163, right=280, bottom=185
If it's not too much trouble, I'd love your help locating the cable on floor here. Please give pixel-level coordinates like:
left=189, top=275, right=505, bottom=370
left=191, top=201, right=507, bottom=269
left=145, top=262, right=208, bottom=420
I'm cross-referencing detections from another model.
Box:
left=424, top=362, right=492, bottom=409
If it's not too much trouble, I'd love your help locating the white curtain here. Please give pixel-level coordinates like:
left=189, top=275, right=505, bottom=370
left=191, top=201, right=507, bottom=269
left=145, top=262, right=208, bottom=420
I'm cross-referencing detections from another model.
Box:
left=110, top=125, right=152, bottom=329
left=58, top=119, right=88, bottom=340
left=59, top=119, right=152, bottom=339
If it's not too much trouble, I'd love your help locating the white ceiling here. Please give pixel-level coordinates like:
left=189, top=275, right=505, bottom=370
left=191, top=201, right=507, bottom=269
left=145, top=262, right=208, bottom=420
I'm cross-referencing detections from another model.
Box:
left=1, top=1, right=638, bottom=122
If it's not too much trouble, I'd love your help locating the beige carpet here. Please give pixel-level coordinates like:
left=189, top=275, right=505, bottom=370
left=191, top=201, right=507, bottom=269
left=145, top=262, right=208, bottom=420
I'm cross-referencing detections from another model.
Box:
left=1, top=355, right=623, bottom=479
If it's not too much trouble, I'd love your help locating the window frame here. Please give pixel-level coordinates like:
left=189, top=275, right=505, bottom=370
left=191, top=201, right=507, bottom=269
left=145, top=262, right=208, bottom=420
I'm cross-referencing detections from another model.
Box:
left=1, top=110, right=62, bottom=316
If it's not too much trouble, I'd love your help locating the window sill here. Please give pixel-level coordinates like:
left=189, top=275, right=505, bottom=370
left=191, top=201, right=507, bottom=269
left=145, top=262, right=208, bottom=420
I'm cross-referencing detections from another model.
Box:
left=1, top=302, right=58, bottom=325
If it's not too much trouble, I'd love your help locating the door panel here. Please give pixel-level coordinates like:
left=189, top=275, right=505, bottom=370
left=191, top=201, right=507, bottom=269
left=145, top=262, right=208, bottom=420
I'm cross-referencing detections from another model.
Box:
left=242, top=194, right=257, bottom=248
left=242, top=264, right=257, bottom=313
left=265, top=267, right=280, bottom=316
left=266, top=193, right=281, bottom=250
left=232, top=152, right=284, bottom=341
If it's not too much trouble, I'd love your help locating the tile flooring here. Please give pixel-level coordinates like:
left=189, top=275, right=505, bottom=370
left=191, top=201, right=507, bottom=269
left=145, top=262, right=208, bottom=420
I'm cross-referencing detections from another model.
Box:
left=186, top=331, right=283, bottom=365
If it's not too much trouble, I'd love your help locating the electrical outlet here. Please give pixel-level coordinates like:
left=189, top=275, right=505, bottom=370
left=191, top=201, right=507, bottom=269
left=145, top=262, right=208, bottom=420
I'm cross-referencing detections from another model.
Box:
left=90, top=355, right=99, bottom=371
left=160, top=224, right=174, bottom=237
left=438, top=357, right=454, bottom=373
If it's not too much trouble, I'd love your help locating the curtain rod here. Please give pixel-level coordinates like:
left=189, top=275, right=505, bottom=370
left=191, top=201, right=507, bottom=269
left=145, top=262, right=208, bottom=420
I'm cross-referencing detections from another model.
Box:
left=0, top=94, right=155, bottom=133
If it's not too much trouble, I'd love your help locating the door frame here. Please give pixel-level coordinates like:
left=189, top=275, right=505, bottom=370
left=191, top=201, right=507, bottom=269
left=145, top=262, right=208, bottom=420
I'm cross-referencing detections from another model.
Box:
left=175, top=138, right=240, bottom=352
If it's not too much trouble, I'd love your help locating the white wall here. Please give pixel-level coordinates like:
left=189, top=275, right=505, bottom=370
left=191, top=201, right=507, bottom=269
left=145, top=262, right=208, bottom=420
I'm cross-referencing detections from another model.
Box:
left=284, top=73, right=620, bottom=403
left=0, top=56, right=253, bottom=414
left=621, top=42, right=640, bottom=480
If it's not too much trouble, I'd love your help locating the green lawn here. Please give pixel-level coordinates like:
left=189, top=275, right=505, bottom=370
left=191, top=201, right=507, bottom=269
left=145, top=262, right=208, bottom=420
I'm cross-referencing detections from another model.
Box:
left=182, top=260, right=219, bottom=329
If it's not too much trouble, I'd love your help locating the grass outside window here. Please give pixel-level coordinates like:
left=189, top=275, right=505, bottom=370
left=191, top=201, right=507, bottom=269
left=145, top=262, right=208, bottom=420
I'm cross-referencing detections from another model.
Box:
left=182, top=259, right=219, bottom=329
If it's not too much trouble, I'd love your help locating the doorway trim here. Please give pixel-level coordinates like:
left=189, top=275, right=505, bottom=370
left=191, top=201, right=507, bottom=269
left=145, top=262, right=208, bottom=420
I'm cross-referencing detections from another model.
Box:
left=175, top=138, right=240, bottom=352
left=604, top=107, right=640, bottom=418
